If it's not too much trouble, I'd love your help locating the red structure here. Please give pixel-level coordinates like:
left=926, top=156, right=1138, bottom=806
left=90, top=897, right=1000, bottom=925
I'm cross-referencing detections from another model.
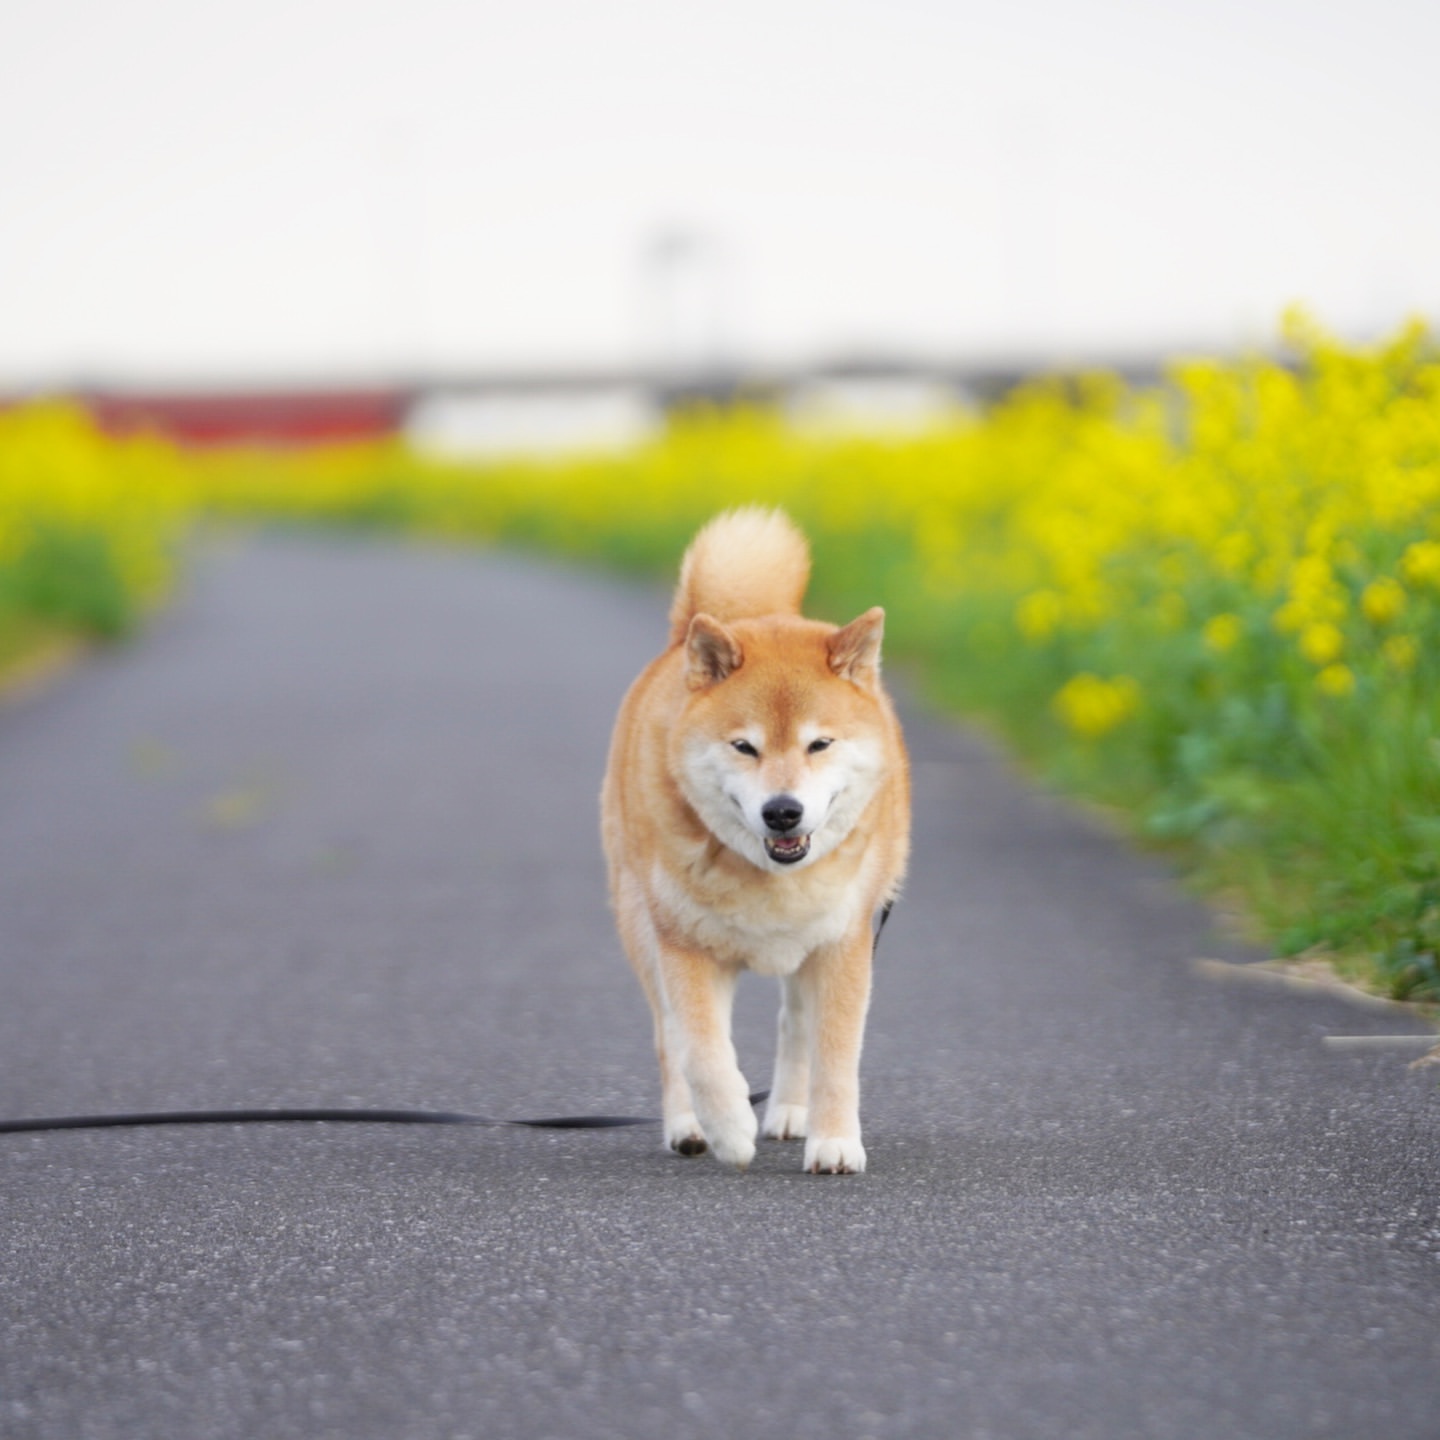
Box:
left=81, top=388, right=413, bottom=447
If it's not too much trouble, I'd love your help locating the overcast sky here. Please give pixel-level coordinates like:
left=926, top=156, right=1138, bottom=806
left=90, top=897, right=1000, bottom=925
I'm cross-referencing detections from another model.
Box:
left=1, top=0, right=1437, bottom=385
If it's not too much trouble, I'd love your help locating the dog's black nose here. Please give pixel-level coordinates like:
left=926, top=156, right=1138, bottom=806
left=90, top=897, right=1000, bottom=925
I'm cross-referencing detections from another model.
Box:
left=762, top=795, right=804, bottom=833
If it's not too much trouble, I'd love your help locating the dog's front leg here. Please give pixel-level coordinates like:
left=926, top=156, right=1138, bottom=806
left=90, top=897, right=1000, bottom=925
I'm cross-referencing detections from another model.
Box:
left=659, top=947, right=756, bottom=1170
left=799, top=929, right=873, bottom=1174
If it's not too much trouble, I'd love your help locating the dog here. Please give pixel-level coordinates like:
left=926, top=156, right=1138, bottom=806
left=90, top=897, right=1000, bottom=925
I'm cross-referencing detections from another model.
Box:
left=600, top=508, right=910, bottom=1173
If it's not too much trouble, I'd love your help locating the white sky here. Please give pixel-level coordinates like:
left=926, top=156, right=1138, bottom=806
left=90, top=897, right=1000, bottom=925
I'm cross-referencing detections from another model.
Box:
left=1, top=0, right=1437, bottom=384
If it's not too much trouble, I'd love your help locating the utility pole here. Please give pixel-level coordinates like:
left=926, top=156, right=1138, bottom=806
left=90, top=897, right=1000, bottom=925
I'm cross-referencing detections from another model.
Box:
left=641, top=227, right=729, bottom=401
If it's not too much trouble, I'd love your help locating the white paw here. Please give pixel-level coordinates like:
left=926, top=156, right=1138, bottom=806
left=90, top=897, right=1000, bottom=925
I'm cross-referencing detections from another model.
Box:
left=665, top=1111, right=707, bottom=1157
left=804, top=1135, right=866, bottom=1175
left=762, top=1102, right=808, bottom=1141
left=701, top=1106, right=758, bottom=1171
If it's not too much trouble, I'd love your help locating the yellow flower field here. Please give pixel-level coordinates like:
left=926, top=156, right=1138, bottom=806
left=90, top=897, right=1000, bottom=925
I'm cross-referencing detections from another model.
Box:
left=0, top=402, right=191, bottom=669
left=3, top=312, right=1438, bottom=999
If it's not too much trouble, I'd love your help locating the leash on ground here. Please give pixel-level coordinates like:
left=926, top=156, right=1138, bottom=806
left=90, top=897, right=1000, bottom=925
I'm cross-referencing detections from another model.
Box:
left=0, top=1099, right=769, bottom=1137
left=0, top=902, right=895, bottom=1138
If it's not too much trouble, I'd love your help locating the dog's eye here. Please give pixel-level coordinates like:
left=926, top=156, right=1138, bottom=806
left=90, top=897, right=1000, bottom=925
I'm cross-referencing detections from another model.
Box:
left=730, top=739, right=760, bottom=758
left=807, top=737, right=833, bottom=754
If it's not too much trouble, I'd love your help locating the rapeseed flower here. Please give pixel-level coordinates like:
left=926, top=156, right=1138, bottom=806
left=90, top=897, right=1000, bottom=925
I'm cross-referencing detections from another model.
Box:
left=1401, top=539, right=1440, bottom=589
left=1316, top=663, right=1356, bottom=697
left=1299, top=621, right=1345, bottom=667
left=1360, top=577, right=1405, bottom=626
left=1202, top=613, right=1243, bottom=653
left=1016, top=590, right=1064, bottom=641
left=1053, top=673, right=1141, bottom=739
left=0, top=403, right=191, bottom=644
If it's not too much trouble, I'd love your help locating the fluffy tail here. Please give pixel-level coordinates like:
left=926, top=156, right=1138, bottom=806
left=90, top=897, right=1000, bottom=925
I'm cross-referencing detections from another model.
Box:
left=668, top=508, right=811, bottom=645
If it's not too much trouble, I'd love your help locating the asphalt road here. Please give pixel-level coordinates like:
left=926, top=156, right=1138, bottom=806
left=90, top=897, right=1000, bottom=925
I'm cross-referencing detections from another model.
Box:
left=2, top=534, right=1437, bottom=1440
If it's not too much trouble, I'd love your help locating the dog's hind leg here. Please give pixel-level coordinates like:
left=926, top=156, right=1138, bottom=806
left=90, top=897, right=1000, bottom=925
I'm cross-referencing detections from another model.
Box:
left=762, top=973, right=810, bottom=1141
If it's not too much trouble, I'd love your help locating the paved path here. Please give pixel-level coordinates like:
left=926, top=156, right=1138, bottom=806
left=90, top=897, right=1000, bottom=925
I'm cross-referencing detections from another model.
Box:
left=1, top=535, right=1436, bottom=1440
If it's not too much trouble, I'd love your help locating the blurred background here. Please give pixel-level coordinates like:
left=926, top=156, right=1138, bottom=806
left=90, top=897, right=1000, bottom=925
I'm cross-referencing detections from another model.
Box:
left=2, top=0, right=1438, bottom=448
left=3, top=0, right=1440, bottom=999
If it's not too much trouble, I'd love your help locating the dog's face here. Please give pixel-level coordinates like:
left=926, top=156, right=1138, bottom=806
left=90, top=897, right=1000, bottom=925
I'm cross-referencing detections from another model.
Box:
left=671, top=609, right=889, bottom=873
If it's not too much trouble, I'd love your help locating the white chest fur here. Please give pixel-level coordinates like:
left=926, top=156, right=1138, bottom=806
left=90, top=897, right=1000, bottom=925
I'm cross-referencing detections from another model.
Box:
left=648, top=855, right=867, bottom=976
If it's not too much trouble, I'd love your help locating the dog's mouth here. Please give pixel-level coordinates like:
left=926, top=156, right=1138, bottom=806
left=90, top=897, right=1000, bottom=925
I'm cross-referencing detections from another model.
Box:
left=764, top=833, right=811, bottom=865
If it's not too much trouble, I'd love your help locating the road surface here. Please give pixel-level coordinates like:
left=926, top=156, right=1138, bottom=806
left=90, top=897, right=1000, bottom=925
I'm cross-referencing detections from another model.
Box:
left=2, top=535, right=1436, bottom=1439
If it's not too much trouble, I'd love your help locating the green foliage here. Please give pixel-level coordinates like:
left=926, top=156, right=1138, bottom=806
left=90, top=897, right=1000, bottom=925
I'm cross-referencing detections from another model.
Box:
left=0, top=404, right=191, bottom=670
left=2, top=521, right=134, bottom=636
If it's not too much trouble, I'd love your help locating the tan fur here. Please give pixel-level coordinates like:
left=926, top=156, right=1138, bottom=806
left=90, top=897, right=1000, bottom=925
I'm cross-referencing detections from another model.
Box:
left=668, top=506, right=811, bottom=645
left=602, top=508, right=910, bottom=1174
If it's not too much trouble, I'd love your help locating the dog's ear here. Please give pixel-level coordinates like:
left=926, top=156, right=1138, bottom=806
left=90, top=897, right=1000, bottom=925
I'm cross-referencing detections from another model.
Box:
left=685, top=613, right=743, bottom=689
left=828, top=607, right=885, bottom=688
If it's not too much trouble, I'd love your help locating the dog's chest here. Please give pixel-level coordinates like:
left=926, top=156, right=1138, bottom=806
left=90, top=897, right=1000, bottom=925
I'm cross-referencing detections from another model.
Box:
left=650, top=859, right=861, bottom=976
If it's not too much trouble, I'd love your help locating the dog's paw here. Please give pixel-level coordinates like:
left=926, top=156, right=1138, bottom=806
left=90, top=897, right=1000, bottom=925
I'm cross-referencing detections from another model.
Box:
left=804, top=1135, right=866, bottom=1175
left=702, top=1107, right=758, bottom=1172
left=666, top=1112, right=707, bottom=1157
left=761, top=1102, right=808, bottom=1141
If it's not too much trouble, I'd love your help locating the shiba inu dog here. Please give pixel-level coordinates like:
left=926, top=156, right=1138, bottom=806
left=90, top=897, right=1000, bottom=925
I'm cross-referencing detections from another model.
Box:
left=601, top=508, right=910, bottom=1173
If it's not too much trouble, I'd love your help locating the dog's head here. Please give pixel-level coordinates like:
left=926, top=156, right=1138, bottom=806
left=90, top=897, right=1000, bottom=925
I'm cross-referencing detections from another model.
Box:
left=672, top=609, right=891, bottom=872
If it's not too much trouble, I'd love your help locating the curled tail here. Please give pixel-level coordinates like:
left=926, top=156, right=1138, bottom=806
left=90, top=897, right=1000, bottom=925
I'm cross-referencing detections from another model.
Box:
left=668, top=508, right=812, bottom=645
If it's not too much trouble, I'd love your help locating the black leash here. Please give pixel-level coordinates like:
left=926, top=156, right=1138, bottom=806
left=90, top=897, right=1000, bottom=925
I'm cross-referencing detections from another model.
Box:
left=2, top=902, right=896, bottom=1139
left=0, top=1098, right=767, bottom=1138
left=876, top=898, right=894, bottom=949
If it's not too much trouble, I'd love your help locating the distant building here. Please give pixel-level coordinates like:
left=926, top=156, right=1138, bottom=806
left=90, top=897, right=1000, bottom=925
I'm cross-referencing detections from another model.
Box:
left=0, top=354, right=1138, bottom=451
left=78, top=389, right=413, bottom=447
left=406, top=385, right=657, bottom=459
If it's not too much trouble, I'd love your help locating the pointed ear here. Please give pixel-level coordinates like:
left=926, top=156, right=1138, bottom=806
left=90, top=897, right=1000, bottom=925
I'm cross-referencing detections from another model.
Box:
left=685, top=614, right=744, bottom=689
left=828, top=607, right=885, bottom=687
